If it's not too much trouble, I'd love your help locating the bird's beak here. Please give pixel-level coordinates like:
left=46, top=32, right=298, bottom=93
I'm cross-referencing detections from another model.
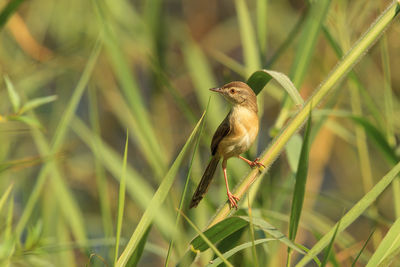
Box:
left=210, top=87, right=222, bottom=93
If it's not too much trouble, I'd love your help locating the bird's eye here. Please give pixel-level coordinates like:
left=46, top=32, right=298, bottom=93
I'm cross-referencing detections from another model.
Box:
left=230, top=88, right=236, bottom=94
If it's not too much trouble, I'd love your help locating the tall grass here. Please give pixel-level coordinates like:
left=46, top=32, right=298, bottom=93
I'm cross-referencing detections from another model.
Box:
left=0, top=0, right=399, bottom=266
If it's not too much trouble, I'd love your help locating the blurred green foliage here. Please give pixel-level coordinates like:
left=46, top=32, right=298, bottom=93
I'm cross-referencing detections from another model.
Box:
left=0, top=0, right=400, bottom=266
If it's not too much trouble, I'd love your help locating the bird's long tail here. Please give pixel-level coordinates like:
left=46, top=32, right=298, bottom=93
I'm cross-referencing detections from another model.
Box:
left=189, top=155, right=220, bottom=208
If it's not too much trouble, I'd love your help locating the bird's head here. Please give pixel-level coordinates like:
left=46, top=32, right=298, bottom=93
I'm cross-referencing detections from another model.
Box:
left=210, top=81, right=257, bottom=111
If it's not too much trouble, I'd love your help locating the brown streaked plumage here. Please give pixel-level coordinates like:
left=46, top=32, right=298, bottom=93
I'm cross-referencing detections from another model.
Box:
left=190, top=81, right=264, bottom=209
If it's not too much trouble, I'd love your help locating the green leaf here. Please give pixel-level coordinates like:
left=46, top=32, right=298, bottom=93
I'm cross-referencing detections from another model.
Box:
left=296, top=161, right=400, bottom=266
left=288, top=115, right=312, bottom=241
left=181, top=211, right=233, bottom=267
left=116, top=110, right=207, bottom=267
left=114, top=130, right=129, bottom=265
left=19, top=95, right=58, bottom=114
left=247, top=69, right=304, bottom=107
left=4, top=75, right=21, bottom=113
left=0, top=0, right=24, bottom=30
left=366, top=217, right=400, bottom=267
left=191, top=217, right=249, bottom=252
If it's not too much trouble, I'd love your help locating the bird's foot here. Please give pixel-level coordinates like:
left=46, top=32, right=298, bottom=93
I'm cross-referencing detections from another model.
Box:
left=249, top=158, right=265, bottom=169
left=227, top=191, right=240, bottom=209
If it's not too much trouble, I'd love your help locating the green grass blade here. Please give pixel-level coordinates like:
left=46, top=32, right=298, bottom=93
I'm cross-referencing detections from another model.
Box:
left=4, top=75, right=20, bottom=113
left=93, top=0, right=167, bottom=178
left=321, top=219, right=340, bottom=267
left=296, top=161, right=400, bottom=266
left=164, top=98, right=209, bottom=267
left=0, top=183, right=13, bottom=214
left=287, top=115, right=312, bottom=261
left=114, top=130, right=129, bottom=265
left=289, top=0, right=331, bottom=87
left=274, top=0, right=331, bottom=130
left=235, top=0, right=261, bottom=76
left=15, top=40, right=102, bottom=240
left=366, top=217, right=400, bottom=266
left=239, top=216, right=305, bottom=254
left=247, top=69, right=304, bottom=106
left=19, top=95, right=58, bottom=114
left=116, top=111, right=207, bottom=267
left=181, top=211, right=234, bottom=267
left=191, top=217, right=249, bottom=252
left=208, top=238, right=275, bottom=267
left=72, top=117, right=176, bottom=238
left=127, top=225, right=152, bottom=267
left=208, top=1, right=400, bottom=228
left=88, top=85, right=113, bottom=239
left=351, top=229, right=374, bottom=267
left=183, top=40, right=222, bottom=131
left=256, top=0, right=268, bottom=58
left=0, top=0, right=24, bottom=30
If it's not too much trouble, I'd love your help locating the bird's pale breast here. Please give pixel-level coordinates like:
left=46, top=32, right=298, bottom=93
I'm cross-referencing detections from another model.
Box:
left=217, top=106, right=259, bottom=158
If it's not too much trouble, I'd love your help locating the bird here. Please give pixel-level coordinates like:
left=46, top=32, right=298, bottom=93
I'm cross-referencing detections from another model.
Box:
left=190, top=81, right=264, bottom=209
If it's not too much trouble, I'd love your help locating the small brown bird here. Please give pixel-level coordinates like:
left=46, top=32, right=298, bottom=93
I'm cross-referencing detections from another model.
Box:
left=190, top=81, right=264, bottom=209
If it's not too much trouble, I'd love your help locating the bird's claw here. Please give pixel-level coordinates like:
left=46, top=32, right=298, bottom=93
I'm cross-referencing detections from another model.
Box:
left=227, top=191, right=240, bottom=209
left=249, top=158, right=265, bottom=169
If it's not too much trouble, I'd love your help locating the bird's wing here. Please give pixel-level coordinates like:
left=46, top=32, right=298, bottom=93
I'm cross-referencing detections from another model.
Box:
left=211, top=112, right=231, bottom=155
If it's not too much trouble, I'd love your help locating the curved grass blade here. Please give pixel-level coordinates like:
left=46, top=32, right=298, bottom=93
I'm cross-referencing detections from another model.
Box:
left=366, top=217, right=400, bottom=267
left=296, top=161, right=400, bottom=266
left=207, top=238, right=275, bottom=267
left=239, top=216, right=305, bottom=255
left=116, top=110, right=207, bottom=267
left=247, top=69, right=303, bottom=107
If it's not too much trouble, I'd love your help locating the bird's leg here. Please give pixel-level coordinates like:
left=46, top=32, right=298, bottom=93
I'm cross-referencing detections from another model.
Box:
left=238, top=155, right=265, bottom=168
left=222, top=160, right=240, bottom=209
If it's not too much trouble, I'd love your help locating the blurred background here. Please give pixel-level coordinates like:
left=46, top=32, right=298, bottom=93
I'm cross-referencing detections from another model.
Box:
left=0, top=0, right=399, bottom=266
